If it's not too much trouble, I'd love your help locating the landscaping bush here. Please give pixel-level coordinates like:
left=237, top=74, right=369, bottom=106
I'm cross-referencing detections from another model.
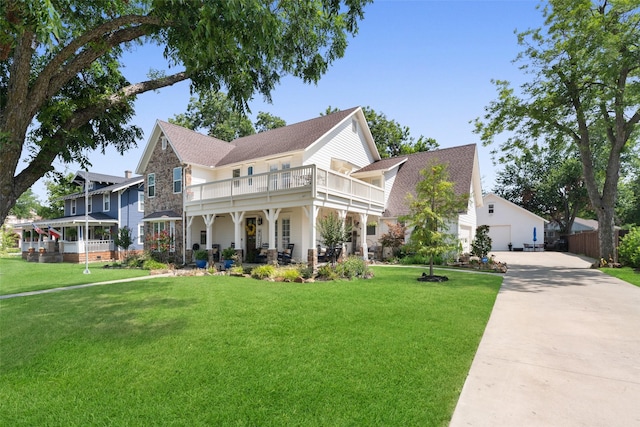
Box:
left=280, top=268, right=301, bottom=282
left=316, top=264, right=339, bottom=280
left=251, top=264, right=275, bottom=279
left=619, top=227, right=640, bottom=268
left=142, top=259, right=168, bottom=270
left=336, top=255, right=370, bottom=279
left=297, top=265, right=314, bottom=279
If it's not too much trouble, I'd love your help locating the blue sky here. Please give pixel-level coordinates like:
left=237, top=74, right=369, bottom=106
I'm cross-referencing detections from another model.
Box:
left=33, top=0, right=544, bottom=199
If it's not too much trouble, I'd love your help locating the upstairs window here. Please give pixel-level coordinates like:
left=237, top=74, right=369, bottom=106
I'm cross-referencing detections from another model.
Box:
left=161, top=136, right=167, bottom=150
left=488, top=203, right=494, bottom=214
left=248, top=166, right=254, bottom=186
left=233, top=168, right=240, bottom=188
left=138, top=192, right=144, bottom=212
left=71, top=199, right=76, bottom=215
left=103, top=193, right=110, bottom=211
left=173, top=167, right=182, bottom=194
left=352, top=119, right=358, bottom=133
left=148, top=173, right=156, bottom=198
left=87, top=196, right=92, bottom=214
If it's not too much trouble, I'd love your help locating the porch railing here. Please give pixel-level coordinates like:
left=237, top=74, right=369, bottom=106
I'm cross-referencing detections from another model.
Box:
left=186, top=164, right=384, bottom=206
left=22, top=240, right=114, bottom=253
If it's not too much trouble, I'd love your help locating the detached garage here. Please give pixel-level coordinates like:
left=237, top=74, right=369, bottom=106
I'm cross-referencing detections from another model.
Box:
left=476, top=193, right=548, bottom=251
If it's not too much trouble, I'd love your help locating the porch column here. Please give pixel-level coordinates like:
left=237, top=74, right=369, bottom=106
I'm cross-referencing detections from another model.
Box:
left=203, top=214, right=215, bottom=249
left=303, top=205, right=320, bottom=270
left=262, top=208, right=281, bottom=250
left=230, top=211, right=245, bottom=255
left=186, top=216, right=194, bottom=251
left=359, top=213, right=368, bottom=260
left=263, top=208, right=281, bottom=263
left=337, top=209, right=347, bottom=260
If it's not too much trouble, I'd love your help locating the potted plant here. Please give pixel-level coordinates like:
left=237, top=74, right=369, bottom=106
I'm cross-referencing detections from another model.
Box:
left=222, top=247, right=237, bottom=269
left=194, top=249, right=209, bottom=268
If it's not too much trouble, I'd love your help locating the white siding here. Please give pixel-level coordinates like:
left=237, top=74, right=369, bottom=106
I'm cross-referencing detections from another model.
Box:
left=477, top=194, right=546, bottom=251
left=305, top=117, right=376, bottom=171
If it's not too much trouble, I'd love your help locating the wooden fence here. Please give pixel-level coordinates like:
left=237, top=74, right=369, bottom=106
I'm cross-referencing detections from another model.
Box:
left=566, top=230, right=628, bottom=260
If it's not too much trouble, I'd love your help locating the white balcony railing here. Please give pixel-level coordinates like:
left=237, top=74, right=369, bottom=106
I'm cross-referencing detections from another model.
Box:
left=185, top=165, right=384, bottom=207
left=22, top=240, right=114, bottom=253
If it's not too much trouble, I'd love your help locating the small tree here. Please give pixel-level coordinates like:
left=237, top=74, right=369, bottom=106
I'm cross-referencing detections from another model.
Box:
left=471, top=225, right=492, bottom=258
left=378, top=221, right=406, bottom=260
left=317, top=212, right=352, bottom=264
left=403, top=162, right=468, bottom=277
left=114, top=226, right=134, bottom=259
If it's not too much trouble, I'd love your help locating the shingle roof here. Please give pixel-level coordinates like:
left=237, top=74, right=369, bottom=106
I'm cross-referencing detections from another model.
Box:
left=383, top=144, right=477, bottom=217
left=59, top=176, right=143, bottom=201
left=216, top=107, right=360, bottom=166
left=142, top=210, right=182, bottom=221
left=72, top=171, right=126, bottom=186
left=158, top=120, right=234, bottom=167
left=355, top=156, right=408, bottom=173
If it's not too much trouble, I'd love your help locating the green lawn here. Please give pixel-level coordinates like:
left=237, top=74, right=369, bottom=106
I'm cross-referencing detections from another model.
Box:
left=0, top=266, right=501, bottom=426
left=0, top=257, right=149, bottom=295
left=601, top=266, right=640, bottom=287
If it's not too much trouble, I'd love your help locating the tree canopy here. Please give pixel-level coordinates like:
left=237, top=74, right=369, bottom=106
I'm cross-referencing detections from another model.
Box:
left=0, top=0, right=371, bottom=224
left=169, top=91, right=286, bottom=141
left=403, top=162, right=467, bottom=277
left=475, top=0, right=640, bottom=260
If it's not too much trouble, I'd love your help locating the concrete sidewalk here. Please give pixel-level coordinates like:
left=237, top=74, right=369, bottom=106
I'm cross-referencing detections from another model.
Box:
left=450, top=252, right=640, bottom=426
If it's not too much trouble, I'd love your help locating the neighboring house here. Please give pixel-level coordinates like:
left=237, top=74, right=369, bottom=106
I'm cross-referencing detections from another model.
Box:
left=23, top=171, right=144, bottom=262
left=476, top=193, right=548, bottom=251
left=136, top=107, right=483, bottom=265
left=545, top=217, right=600, bottom=242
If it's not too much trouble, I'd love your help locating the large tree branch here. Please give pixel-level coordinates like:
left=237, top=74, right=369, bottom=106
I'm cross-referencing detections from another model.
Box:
left=28, top=14, right=164, bottom=122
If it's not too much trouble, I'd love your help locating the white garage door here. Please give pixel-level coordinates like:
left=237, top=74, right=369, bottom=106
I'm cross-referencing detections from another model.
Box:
left=488, top=225, right=511, bottom=251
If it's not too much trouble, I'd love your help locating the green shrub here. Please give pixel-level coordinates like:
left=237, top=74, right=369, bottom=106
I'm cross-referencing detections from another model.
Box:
left=229, top=266, right=245, bottom=275
left=124, top=253, right=144, bottom=268
left=336, top=255, right=370, bottom=279
left=619, top=227, right=640, bottom=268
left=316, top=264, right=339, bottom=280
left=142, top=259, right=168, bottom=270
left=297, top=265, right=314, bottom=279
left=251, top=264, right=275, bottom=279
left=281, top=268, right=301, bottom=282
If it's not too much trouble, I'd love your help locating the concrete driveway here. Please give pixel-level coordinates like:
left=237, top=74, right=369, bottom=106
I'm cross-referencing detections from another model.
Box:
left=449, top=251, right=640, bottom=426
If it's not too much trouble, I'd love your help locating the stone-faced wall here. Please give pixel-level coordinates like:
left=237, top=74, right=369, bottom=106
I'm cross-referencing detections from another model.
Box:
left=143, top=134, right=185, bottom=258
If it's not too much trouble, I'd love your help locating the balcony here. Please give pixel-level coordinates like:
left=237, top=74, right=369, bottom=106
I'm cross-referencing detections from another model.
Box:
left=185, top=165, right=385, bottom=212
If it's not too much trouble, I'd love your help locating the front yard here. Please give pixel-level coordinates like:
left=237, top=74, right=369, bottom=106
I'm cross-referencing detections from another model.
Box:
left=0, top=262, right=501, bottom=426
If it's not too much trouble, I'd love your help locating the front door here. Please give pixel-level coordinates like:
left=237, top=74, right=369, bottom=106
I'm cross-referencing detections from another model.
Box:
left=246, top=217, right=257, bottom=262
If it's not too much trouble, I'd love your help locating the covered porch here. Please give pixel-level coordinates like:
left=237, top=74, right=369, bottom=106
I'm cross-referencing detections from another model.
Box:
left=22, top=216, right=118, bottom=263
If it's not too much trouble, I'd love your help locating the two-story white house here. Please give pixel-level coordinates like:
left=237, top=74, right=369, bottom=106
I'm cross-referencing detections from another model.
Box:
left=135, top=107, right=482, bottom=266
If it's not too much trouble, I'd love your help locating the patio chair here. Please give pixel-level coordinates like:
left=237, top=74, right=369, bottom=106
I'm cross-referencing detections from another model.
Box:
left=277, top=243, right=295, bottom=265
left=256, top=243, right=269, bottom=263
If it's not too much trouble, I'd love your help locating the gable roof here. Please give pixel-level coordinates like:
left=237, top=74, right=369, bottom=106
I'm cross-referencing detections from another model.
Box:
left=136, top=120, right=234, bottom=173
left=59, top=176, right=143, bottom=200
left=383, top=144, right=479, bottom=218
left=483, top=193, right=549, bottom=223
left=72, top=171, right=126, bottom=186
left=216, top=107, right=370, bottom=166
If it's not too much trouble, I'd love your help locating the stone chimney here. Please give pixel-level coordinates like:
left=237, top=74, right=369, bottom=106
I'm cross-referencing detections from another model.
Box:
left=125, top=170, right=132, bottom=179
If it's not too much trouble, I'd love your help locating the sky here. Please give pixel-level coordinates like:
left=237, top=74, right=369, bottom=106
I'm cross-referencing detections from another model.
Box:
left=29, top=0, right=546, bottom=200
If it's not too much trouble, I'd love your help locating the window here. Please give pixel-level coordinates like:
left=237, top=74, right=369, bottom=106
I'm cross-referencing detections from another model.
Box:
left=269, top=164, right=278, bottom=189
left=367, top=224, right=376, bottom=235
left=282, top=162, right=291, bottom=189
left=148, top=173, right=155, bottom=198
left=103, top=193, right=110, bottom=211
left=488, top=203, right=494, bottom=214
left=371, top=178, right=381, bottom=187
left=233, top=168, right=240, bottom=188
left=138, top=192, right=144, bottom=212
left=71, top=199, right=76, bottom=215
left=138, top=224, right=144, bottom=245
left=352, top=119, right=358, bottom=133
left=247, top=166, right=254, bottom=186
left=281, top=218, right=290, bottom=248
left=161, top=136, right=167, bottom=150
left=200, top=230, right=206, bottom=245
left=87, top=196, right=92, bottom=214
left=173, top=167, right=182, bottom=194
